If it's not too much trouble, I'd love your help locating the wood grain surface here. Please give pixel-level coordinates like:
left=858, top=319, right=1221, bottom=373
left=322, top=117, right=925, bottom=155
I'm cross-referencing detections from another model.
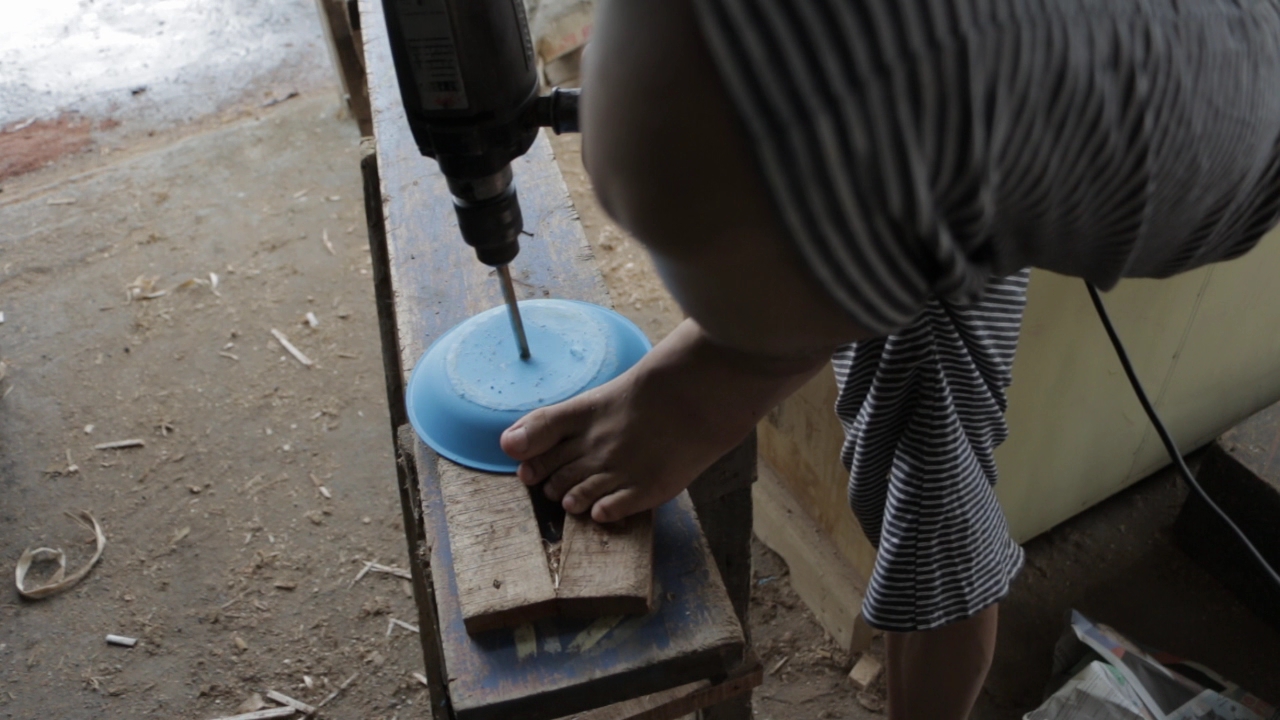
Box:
left=438, top=463, right=559, bottom=633
left=557, top=510, right=654, bottom=618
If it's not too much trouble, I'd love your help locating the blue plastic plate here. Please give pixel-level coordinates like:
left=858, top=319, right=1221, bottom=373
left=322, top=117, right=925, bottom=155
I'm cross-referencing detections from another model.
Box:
left=406, top=299, right=652, bottom=473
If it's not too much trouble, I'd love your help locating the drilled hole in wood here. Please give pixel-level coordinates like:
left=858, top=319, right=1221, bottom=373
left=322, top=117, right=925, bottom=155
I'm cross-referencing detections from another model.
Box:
left=527, top=484, right=566, bottom=543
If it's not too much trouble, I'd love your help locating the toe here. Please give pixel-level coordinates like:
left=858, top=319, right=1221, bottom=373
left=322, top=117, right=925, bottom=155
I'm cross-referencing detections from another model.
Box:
left=501, top=402, right=589, bottom=461
left=591, top=487, right=655, bottom=523
left=543, top=459, right=602, bottom=503
left=517, top=438, right=584, bottom=486
left=561, top=473, right=625, bottom=515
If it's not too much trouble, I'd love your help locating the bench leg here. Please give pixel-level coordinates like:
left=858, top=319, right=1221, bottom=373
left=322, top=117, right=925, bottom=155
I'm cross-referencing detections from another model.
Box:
left=689, top=434, right=757, bottom=720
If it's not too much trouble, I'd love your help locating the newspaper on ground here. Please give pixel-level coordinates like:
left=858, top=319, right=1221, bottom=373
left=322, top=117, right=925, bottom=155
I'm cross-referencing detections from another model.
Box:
left=1024, top=611, right=1278, bottom=720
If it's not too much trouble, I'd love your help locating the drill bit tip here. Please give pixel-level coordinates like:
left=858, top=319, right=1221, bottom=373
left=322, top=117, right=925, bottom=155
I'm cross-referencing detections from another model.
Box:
left=496, top=264, right=531, bottom=360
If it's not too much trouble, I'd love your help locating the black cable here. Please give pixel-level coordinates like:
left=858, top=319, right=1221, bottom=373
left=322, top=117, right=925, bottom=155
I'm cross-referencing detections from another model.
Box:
left=1086, top=281, right=1280, bottom=588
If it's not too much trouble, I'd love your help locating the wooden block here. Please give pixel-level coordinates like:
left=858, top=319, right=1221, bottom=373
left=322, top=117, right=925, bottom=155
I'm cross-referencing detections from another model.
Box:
left=556, top=510, right=654, bottom=618
left=847, top=653, right=883, bottom=690
left=757, top=369, right=879, bottom=582
left=437, top=461, right=558, bottom=633
left=753, top=462, right=870, bottom=654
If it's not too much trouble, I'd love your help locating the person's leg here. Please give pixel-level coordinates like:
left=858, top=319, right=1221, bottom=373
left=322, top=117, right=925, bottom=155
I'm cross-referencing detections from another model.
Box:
left=884, top=603, right=999, bottom=720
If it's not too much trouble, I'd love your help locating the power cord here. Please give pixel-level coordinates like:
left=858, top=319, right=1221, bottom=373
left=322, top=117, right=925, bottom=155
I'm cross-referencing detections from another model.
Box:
left=1086, top=281, right=1280, bottom=588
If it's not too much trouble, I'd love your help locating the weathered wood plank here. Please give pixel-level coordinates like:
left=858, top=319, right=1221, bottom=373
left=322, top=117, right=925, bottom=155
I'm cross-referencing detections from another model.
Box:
left=418, top=431, right=744, bottom=720
left=557, top=510, right=654, bottom=618
left=438, top=463, right=559, bottom=633
left=688, top=438, right=758, bottom=720
left=754, top=461, right=871, bottom=654
left=392, top=426, right=448, bottom=718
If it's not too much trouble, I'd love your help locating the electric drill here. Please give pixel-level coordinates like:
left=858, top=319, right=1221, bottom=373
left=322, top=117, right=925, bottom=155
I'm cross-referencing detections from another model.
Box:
left=381, top=0, right=580, bottom=360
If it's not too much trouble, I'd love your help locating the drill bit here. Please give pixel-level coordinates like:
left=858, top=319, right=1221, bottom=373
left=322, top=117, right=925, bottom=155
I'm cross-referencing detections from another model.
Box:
left=496, top=264, right=531, bottom=360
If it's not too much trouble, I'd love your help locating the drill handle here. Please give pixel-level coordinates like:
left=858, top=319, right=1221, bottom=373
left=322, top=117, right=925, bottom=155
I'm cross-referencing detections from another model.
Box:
left=531, top=88, right=581, bottom=135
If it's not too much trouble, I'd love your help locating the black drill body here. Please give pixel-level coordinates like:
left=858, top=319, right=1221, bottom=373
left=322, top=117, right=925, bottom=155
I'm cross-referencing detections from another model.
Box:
left=381, top=0, right=580, bottom=267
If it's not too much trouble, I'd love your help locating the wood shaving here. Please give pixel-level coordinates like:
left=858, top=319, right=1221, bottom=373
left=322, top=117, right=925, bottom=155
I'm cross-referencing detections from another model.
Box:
left=270, top=329, right=313, bottom=368
left=767, top=655, right=791, bottom=676
left=386, top=618, right=419, bottom=636
left=349, top=560, right=375, bottom=588
left=208, top=707, right=295, bottom=720
left=264, top=690, right=315, bottom=715
left=316, top=672, right=358, bottom=708
left=95, top=439, right=145, bottom=450
left=367, top=563, right=411, bottom=580
left=126, top=275, right=164, bottom=302
left=14, top=511, right=107, bottom=600
left=543, top=539, right=563, bottom=589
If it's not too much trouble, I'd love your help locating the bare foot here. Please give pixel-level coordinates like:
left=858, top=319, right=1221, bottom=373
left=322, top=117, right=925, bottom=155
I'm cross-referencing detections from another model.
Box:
left=500, top=319, right=828, bottom=523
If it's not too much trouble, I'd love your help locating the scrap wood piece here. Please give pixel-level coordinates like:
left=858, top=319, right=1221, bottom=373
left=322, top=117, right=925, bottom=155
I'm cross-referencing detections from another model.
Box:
left=94, top=439, right=144, bottom=450
left=105, top=634, right=137, bottom=647
left=15, top=511, right=107, bottom=600
left=556, top=510, right=654, bottom=618
left=847, top=653, right=883, bottom=690
left=270, top=329, right=313, bottom=367
left=265, top=690, right=316, bottom=715
left=437, top=461, right=557, bottom=633
left=207, top=708, right=296, bottom=720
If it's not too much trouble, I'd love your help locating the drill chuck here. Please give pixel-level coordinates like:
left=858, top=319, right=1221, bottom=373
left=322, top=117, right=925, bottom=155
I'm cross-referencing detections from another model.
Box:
left=454, top=189, right=521, bottom=266
left=448, top=167, right=523, bottom=267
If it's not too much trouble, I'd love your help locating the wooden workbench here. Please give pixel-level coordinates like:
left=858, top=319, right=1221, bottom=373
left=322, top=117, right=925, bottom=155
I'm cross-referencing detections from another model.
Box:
left=355, top=2, right=758, bottom=718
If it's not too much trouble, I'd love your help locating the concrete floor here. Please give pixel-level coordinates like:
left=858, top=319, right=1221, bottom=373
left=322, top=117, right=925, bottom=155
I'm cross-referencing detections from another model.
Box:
left=0, top=0, right=331, bottom=131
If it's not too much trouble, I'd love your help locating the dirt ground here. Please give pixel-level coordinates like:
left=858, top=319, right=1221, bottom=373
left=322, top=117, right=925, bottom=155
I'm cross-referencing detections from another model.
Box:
left=1, top=38, right=1277, bottom=720
left=0, top=96, right=425, bottom=719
